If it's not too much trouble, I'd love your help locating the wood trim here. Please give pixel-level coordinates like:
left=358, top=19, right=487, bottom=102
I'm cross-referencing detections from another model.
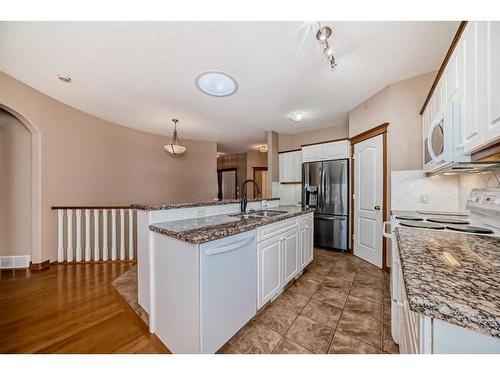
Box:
left=349, top=123, right=389, bottom=145
left=420, top=21, right=468, bottom=115
left=350, top=128, right=389, bottom=270
left=300, top=137, right=349, bottom=148
left=278, top=148, right=301, bottom=154
left=280, top=181, right=302, bottom=185
left=471, top=141, right=500, bottom=162
left=29, top=259, right=50, bottom=271
left=51, top=206, right=131, bottom=210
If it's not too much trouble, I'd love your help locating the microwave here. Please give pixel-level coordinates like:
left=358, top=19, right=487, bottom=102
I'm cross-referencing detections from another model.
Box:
left=424, top=101, right=471, bottom=173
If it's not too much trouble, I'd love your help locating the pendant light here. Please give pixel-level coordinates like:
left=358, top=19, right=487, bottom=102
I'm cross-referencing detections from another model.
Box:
left=164, top=119, right=187, bottom=155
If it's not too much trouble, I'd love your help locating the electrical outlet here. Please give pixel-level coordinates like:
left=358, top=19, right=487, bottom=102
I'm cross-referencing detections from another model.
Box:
left=420, top=194, right=429, bottom=204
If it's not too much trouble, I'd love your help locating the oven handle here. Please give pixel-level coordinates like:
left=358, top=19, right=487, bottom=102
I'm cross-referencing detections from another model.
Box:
left=382, top=221, right=392, bottom=239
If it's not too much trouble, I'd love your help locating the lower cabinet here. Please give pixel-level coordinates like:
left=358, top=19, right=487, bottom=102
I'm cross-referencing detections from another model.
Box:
left=257, top=213, right=314, bottom=309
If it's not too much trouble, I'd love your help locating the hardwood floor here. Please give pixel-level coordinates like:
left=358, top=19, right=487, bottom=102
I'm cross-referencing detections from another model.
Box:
left=0, top=262, right=170, bottom=354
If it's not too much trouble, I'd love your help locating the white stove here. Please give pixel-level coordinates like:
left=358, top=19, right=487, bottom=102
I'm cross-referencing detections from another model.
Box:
left=391, top=188, right=500, bottom=237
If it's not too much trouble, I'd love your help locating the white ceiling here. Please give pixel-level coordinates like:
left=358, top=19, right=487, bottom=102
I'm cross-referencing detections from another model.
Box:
left=0, top=21, right=458, bottom=153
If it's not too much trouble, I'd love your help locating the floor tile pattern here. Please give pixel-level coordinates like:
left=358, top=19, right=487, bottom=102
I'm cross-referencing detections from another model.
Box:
left=219, top=249, right=399, bottom=354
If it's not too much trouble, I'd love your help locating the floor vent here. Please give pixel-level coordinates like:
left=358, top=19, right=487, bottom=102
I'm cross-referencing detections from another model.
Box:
left=0, top=255, right=31, bottom=269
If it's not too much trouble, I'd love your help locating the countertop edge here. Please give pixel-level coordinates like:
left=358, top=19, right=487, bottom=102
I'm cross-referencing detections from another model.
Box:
left=132, top=198, right=280, bottom=211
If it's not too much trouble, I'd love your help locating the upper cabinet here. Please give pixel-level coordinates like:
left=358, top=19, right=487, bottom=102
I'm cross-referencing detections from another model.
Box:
left=422, top=21, right=500, bottom=157
left=302, top=140, right=350, bottom=163
left=279, top=150, right=301, bottom=183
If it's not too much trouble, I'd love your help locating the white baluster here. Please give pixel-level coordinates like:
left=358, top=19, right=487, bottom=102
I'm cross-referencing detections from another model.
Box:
left=57, top=209, right=64, bottom=262
left=94, top=209, right=100, bottom=261
left=75, top=209, right=82, bottom=262
left=102, top=209, right=108, bottom=261
left=111, top=209, right=117, bottom=260
left=67, top=210, right=73, bottom=262
left=128, top=209, right=134, bottom=260
left=85, top=209, right=91, bottom=261
left=120, top=209, right=125, bottom=260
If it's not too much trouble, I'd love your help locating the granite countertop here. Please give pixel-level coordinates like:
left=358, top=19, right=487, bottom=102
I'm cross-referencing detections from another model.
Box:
left=132, top=198, right=280, bottom=211
left=394, top=226, right=500, bottom=338
left=149, top=205, right=313, bottom=244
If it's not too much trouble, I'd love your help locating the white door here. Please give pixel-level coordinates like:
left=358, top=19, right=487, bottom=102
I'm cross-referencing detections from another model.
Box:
left=257, top=236, right=282, bottom=309
left=354, top=135, right=383, bottom=268
left=221, top=170, right=236, bottom=199
left=283, top=229, right=299, bottom=285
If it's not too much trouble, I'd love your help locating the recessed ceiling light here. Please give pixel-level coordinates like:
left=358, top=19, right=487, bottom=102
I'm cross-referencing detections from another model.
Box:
left=288, top=112, right=306, bottom=122
left=58, top=74, right=72, bottom=83
left=195, top=71, right=238, bottom=97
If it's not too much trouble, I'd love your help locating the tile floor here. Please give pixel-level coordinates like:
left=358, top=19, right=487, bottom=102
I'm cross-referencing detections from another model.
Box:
left=112, top=248, right=399, bottom=354
left=217, top=248, right=399, bottom=354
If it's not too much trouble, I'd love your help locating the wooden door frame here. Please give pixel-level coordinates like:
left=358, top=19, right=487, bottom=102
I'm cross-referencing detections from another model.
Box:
left=349, top=123, right=389, bottom=271
left=252, top=167, right=268, bottom=198
left=217, top=168, right=238, bottom=200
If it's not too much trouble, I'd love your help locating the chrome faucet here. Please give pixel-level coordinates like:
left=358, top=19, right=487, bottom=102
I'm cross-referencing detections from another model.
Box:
left=240, top=179, right=262, bottom=213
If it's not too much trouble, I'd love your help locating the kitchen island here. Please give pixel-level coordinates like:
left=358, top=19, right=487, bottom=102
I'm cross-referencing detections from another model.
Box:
left=134, top=199, right=314, bottom=353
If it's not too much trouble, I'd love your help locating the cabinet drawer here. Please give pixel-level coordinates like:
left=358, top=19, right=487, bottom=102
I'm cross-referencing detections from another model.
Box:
left=299, top=213, right=313, bottom=225
left=257, top=217, right=299, bottom=242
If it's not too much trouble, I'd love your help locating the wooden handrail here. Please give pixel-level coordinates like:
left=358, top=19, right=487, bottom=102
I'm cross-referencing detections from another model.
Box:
left=51, top=206, right=132, bottom=210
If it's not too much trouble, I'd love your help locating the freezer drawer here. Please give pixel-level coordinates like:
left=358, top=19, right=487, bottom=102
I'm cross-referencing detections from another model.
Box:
left=314, top=215, right=348, bottom=251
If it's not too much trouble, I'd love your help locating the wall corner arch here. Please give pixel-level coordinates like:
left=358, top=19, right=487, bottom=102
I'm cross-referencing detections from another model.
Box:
left=0, top=103, right=42, bottom=265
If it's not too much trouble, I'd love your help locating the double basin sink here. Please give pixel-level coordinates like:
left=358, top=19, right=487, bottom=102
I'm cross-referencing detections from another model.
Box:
left=228, top=209, right=287, bottom=220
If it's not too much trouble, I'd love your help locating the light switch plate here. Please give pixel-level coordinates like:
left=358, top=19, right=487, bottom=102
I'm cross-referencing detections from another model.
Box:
left=420, top=194, right=429, bottom=204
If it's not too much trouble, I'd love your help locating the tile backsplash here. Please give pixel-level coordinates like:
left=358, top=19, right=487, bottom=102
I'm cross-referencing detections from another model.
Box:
left=391, top=170, right=459, bottom=212
left=392, top=169, right=500, bottom=212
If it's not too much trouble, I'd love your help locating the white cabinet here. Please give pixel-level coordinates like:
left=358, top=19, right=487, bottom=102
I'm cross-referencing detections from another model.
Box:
left=283, top=229, right=300, bottom=285
left=256, top=213, right=313, bottom=309
left=257, top=235, right=282, bottom=308
left=302, top=144, right=324, bottom=162
left=484, top=21, right=500, bottom=145
left=461, top=21, right=482, bottom=153
left=302, top=140, right=350, bottom=163
left=299, top=216, right=313, bottom=268
left=279, top=151, right=302, bottom=182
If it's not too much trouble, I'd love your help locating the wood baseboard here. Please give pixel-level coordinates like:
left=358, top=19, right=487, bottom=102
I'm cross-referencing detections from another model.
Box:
left=29, top=259, right=51, bottom=271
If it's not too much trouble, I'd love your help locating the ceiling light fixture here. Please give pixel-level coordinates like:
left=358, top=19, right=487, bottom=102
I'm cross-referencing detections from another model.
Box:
left=315, top=23, right=337, bottom=70
left=288, top=112, right=306, bottom=122
left=259, top=144, right=268, bottom=153
left=58, top=74, right=72, bottom=83
left=195, top=71, right=238, bottom=97
left=164, top=119, right=187, bottom=155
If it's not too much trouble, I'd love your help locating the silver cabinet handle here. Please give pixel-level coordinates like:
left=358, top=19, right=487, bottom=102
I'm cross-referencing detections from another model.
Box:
left=205, top=236, right=255, bottom=256
left=382, top=221, right=392, bottom=239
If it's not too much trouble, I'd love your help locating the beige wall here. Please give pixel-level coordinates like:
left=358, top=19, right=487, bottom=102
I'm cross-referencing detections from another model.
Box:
left=349, top=71, right=435, bottom=265
left=0, top=71, right=217, bottom=262
left=0, top=109, right=32, bottom=256
left=279, top=124, right=349, bottom=152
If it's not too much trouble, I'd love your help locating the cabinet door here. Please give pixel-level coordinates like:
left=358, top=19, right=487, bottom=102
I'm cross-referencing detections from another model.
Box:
left=323, top=140, right=349, bottom=160
left=462, top=22, right=483, bottom=153
left=302, top=144, right=324, bottom=162
left=257, top=236, right=282, bottom=308
left=300, top=221, right=313, bottom=268
left=484, top=21, right=500, bottom=144
left=283, top=230, right=299, bottom=285
left=293, top=151, right=302, bottom=181
left=279, top=154, right=284, bottom=182
left=285, top=153, right=295, bottom=181
left=445, top=48, right=460, bottom=103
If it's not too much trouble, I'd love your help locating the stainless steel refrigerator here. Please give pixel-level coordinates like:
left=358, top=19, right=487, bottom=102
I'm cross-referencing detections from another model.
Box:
left=302, top=159, right=349, bottom=251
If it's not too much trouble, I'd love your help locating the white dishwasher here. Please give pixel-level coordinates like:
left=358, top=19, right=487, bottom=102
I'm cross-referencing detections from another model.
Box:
left=199, top=230, right=257, bottom=354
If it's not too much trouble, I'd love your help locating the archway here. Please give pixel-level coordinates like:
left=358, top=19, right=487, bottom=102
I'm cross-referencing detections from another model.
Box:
left=0, top=104, right=42, bottom=265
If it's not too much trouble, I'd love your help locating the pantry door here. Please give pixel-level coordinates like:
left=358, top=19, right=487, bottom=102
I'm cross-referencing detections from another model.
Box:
left=354, top=134, right=383, bottom=268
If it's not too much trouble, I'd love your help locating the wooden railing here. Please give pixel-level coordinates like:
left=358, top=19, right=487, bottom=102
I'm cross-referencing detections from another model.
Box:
left=51, top=206, right=135, bottom=263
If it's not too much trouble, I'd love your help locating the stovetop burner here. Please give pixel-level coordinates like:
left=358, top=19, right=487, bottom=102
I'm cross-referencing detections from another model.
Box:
left=395, top=215, right=423, bottom=221
left=426, top=217, right=470, bottom=225
left=445, top=225, right=494, bottom=234
left=399, top=220, right=445, bottom=230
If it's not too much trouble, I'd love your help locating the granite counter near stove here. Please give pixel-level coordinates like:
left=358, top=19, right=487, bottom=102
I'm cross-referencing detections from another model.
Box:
left=394, top=226, right=500, bottom=339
